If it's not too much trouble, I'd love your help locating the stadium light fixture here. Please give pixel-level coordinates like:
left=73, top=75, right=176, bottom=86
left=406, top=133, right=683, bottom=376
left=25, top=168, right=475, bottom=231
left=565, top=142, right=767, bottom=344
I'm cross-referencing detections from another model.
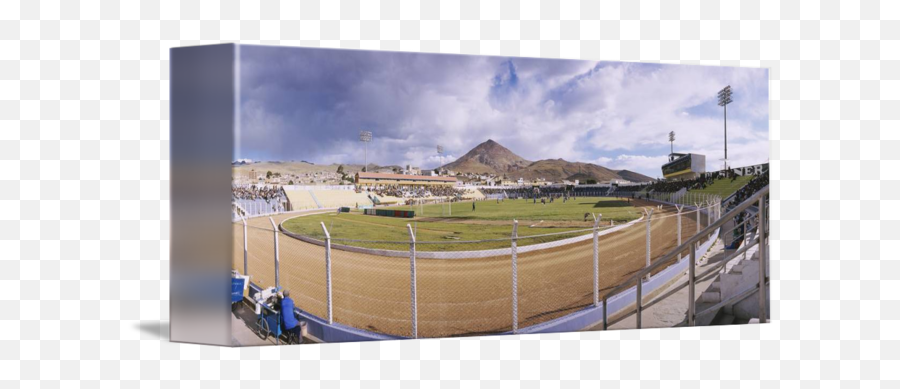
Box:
left=717, top=86, right=733, bottom=170
left=668, top=131, right=675, bottom=155
left=359, top=131, right=373, bottom=172
left=437, top=145, right=444, bottom=175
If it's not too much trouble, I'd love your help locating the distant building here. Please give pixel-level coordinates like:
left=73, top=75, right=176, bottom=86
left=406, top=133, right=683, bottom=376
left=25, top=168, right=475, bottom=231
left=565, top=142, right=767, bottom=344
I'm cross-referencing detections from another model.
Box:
left=355, top=172, right=457, bottom=188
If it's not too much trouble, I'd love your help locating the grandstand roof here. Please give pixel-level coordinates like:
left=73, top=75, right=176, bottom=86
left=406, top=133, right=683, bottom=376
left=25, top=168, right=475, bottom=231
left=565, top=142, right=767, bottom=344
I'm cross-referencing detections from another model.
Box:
left=356, top=172, right=457, bottom=182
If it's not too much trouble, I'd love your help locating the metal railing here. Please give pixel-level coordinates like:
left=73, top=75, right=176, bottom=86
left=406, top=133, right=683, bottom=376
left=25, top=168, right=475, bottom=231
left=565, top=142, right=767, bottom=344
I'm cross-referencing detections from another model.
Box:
left=234, top=196, right=734, bottom=338
left=602, top=185, right=769, bottom=329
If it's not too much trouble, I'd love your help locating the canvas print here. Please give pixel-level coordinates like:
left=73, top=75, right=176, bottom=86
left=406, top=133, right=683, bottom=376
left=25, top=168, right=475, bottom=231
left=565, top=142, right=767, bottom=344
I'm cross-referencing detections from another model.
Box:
left=226, top=45, right=769, bottom=345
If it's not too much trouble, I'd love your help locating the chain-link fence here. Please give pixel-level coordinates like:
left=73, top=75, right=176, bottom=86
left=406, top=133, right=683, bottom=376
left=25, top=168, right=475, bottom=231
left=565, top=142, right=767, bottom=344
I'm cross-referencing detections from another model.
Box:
left=233, top=222, right=244, bottom=274
left=417, top=242, right=513, bottom=337
left=516, top=228, right=597, bottom=330
left=232, top=198, right=723, bottom=339
left=330, top=239, right=411, bottom=337
left=243, top=223, right=277, bottom=294
left=279, top=228, right=327, bottom=320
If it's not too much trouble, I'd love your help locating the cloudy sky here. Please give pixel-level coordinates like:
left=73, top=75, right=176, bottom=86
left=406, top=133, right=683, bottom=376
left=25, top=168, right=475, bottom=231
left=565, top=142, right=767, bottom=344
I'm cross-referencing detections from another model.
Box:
left=237, top=45, right=768, bottom=178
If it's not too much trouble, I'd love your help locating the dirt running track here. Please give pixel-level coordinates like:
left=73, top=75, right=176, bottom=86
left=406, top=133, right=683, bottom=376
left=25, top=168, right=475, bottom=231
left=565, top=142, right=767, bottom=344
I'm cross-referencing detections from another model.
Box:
left=233, top=200, right=704, bottom=338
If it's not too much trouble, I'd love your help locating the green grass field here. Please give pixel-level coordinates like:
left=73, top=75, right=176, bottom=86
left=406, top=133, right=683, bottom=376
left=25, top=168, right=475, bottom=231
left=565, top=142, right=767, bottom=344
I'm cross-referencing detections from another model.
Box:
left=281, top=197, right=642, bottom=251
left=689, top=175, right=755, bottom=199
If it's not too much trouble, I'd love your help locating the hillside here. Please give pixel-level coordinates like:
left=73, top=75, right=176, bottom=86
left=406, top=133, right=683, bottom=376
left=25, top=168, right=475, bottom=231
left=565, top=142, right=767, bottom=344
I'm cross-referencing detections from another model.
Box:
left=233, top=139, right=654, bottom=184
left=441, top=139, right=532, bottom=175
left=440, top=140, right=654, bottom=183
left=616, top=169, right=655, bottom=183
left=511, top=159, right=621, bottom=182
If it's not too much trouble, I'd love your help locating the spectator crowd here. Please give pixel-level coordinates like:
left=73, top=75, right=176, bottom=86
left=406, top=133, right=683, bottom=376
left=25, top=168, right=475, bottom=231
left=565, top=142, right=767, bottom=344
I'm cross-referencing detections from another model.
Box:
left=726, top=170, right=769, bottom=244
left=364, top=185, right=466, bottom=200
left=232, top=185, right=286, bottom=202
left=232, top=185, right=288, bottom=216
left=726, top=171, right=769, bottom=209
left=614, top=169, right=747, bottom=194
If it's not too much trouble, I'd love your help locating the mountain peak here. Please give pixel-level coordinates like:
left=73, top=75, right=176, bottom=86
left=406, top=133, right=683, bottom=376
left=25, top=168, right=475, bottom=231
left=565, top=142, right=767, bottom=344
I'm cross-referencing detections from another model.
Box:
left=472, top=139, right=504, bottom=150
left=441, top=139, right=654, bottom=183
left=442, top=139, right=531, bottom=174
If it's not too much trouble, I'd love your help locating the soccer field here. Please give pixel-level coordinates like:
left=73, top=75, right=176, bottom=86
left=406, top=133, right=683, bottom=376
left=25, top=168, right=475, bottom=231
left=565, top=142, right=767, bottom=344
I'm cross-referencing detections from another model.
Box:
left=281, top=197, right=643, bottom=250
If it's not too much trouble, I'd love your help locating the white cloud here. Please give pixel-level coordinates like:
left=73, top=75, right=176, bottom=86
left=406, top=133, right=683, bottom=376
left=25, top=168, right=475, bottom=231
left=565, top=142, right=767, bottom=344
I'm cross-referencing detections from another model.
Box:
left=594, top=154, right=670, bottom=178
left=239, top=47, right=768, bottom=178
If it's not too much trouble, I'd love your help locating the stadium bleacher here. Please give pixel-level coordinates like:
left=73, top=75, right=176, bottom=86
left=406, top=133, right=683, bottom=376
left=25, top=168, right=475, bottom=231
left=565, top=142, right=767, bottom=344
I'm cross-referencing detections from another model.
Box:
left=312, top=189, right=374, bottom=209
left=308, top=190, right=323, bottom=208
left=461, top=188, right=486, bottom=200
left=689, top=175, right=754, bottom=199
left=232, top=185, right=288, bottom=217
left=284, top=189, right=319, bottom=210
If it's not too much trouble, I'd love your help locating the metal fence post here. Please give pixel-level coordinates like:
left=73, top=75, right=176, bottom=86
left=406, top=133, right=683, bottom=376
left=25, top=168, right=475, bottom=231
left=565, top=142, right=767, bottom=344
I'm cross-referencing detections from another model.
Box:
left=321, top=222, right=333, bottom=324
left=592, top=213, right=602, bottom=307
left=241, top=215, right=248, bottom=275
left=758, top=195, right=768, bottom=324
left=688, top=242, right=696, bottom=326
left=602, top=297, right=607, bottom=330
left=636, top=275, right=642, bottom=329
left=407, top=224, right=418, bottom=338
left=675, top=205, right=683, bottom=262
left=269, top=217, right=280, bottom=288
left=695, top=203, right=701, bottom=239
left=644, top=208, right=654, bottom=281
left=511, top=220, right=519, bottom=333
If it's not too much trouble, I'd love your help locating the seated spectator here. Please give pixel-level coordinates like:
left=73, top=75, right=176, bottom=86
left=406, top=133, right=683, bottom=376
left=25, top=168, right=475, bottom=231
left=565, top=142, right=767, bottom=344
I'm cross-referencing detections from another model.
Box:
left=280, top=290, right=302, bottom=343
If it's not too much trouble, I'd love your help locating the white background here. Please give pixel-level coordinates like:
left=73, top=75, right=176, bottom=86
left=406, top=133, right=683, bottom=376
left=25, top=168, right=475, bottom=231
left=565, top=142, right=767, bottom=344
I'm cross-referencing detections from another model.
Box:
left=2, top=0, right=895, bottom=387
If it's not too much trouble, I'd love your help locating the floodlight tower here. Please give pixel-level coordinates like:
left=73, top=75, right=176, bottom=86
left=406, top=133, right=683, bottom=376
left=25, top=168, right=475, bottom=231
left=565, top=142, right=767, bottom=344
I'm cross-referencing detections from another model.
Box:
left=359, top=131, right=372, bottom=172
left=668, top=131, right=675, bottom=155
left=437, top=145, right=444, bottom=175
left=717, top=86, right=733, bottom=170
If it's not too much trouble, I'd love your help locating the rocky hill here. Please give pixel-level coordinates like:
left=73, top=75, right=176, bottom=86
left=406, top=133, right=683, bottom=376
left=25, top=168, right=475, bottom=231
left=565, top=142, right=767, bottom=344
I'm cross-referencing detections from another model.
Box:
left=441, top=139, right=532, bottom=175
left=440, top=140, right=653, bottom=183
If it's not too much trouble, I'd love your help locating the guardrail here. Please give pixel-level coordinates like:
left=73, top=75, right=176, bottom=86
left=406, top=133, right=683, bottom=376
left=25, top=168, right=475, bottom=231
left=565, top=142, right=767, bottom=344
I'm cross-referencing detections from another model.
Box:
left=602, top=185, right=769, bottom=329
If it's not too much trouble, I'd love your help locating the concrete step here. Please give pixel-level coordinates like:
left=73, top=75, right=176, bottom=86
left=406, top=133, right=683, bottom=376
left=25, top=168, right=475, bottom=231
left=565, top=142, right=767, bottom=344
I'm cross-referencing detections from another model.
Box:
left=717, top=314, right=735, bottom=325
left=733, top=317, right=752, bottom=325
left=699, top=291, right=721, bottom=304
